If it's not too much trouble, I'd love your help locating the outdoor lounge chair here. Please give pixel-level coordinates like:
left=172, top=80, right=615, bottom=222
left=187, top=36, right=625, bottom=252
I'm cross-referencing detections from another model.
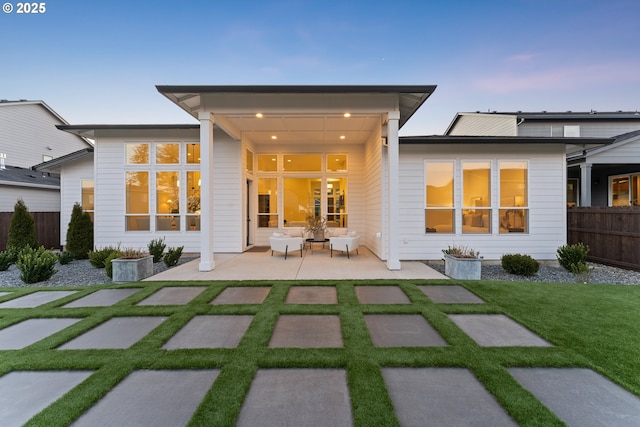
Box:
left=330, top=233, right=360, bottom=258
left=269, top=233, right=304, bottom=260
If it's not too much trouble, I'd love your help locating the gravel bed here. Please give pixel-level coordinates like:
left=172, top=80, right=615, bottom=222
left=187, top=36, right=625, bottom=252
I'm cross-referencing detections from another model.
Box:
left=0, top=257, right=197, bottom=288
left=426, top=262, right=640, bottom=285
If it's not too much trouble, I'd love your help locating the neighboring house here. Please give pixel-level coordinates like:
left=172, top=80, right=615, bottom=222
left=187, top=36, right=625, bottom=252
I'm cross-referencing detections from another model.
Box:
left=0, top=100, right=93, bottom=248
left=55, top=85, right=611, bottom=270
left=445, top=111, right=640, bottom=206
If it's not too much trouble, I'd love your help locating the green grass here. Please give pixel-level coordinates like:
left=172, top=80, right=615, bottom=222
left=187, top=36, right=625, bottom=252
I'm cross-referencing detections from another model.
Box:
left=1, top=279, right=639, bottom=426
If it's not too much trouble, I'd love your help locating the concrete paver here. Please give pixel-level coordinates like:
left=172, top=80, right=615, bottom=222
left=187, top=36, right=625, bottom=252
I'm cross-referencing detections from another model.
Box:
left=418, top=285, right=485, bottom=303
left=58, top=316, right=167, bottom=349
left=237, top=369, right=352, bottom=427
left=137, top=286, right=207, bottom=305
left=0, top=370, right=94, bottom=427
left=355, top=286, right=411, bottom=304
left=0, top=318, right=82, bottom=350
left=364, top=314, right=447, bottom=347
left=63, top=289, right=140, bottom=307
left=269, top=315, right=343, bottom=348
left=72, top=370, right=219, bottom=427
left=0, top=291, right=77, bottom=308
left=449, top=314, right=552, bottom=347
left=210, top=286, right=271, bottom=304
left=509, top=368, right=640, bottom=426
left=286, top=286, right=338, bottom=304
left=162, top=315, right=253, bottom=349
left=382, top=368, right=517, bottom=426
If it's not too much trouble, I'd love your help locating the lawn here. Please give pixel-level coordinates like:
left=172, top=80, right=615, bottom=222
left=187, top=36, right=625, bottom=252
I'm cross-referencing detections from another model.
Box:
left=0, top=279, right=639, bottom=426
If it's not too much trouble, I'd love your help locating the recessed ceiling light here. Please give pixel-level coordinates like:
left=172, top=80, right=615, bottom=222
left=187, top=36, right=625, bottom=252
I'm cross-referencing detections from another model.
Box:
left=339, top=135, right=346, bottom=140
left=271, top=158, right=276, bottom=161
left=256, top=113, right=263, bottom=118
left=271, top=135, right=277, bottom=140
left=343, top=113, right=351, bottom=118
left=287, top=159, right=292, bottom=162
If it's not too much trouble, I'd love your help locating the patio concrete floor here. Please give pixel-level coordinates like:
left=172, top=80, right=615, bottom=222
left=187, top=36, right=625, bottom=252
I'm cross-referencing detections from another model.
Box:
left=145, top=246, right=448, bottom=281
left=2, top=284, right=640, bottom=425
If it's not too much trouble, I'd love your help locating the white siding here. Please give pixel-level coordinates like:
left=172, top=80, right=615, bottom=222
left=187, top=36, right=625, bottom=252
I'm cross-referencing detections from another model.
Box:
left=364, top=126, right=384, bottom=258
left=519, top=121, right=640, bottom=138
left=0, top=186, right=59, bottom=212
left=398, top=143, right=567, bottom=261
left=590, top=135, right=640, bottom=164
left=0, top=103, right=90, bottom=168
left=448, top=114, right=516, bottom=136
left=59, top=156, right=94, bottom=246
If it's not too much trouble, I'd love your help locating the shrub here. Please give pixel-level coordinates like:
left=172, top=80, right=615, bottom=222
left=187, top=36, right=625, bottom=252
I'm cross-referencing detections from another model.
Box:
left=442, top=245, right=480, bottom=259
left=104, top=251, right=122, bottom=279
left=16, top=246, right=58, bottom=284
left=557, top=243, right=589, bottom=272
left=119, top=248, right=147, bottom=259
left=7, top=199, right=37, bottom=251
left=65, top=203, right=93, bottom=259
left=0, top=250, right=15, bottom=271
left=163, top=246, right=184, bottom=267
left=57, top=251, right=74, bottom=265
left=89, top=246, right=120, bottom=268
left=148, top=238, right=166, bottom=263
left=570, top=261, right=592, bottom=283
left=501, top=253, right=539, bottom=277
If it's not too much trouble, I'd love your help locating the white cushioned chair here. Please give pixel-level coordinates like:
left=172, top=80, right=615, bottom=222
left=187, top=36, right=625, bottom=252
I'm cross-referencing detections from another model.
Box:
left=330, top=232, right=360, bottom=259
left=269, top=233, right=304, bottom=260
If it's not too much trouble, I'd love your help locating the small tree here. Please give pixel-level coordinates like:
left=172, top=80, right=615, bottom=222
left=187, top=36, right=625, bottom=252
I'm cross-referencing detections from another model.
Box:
left=7, top=199, right=37, bottom=251
left=66, top=203, right=93, bottom=259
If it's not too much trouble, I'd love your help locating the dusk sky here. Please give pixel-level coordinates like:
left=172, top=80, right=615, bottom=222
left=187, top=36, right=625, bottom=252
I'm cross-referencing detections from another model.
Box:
left=1, top=0, right=639, bottom=135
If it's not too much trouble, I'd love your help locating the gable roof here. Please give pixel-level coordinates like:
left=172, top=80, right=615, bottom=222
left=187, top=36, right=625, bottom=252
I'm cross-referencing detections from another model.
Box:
left=32, top=147, right=94, bottom=173
left=0, top=165, right=60, bottom=189
left=567, top=129, right=640, bottom=162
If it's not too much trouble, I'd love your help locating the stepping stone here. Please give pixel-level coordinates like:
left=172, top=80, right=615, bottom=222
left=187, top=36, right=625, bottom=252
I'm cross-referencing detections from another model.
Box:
left=73, top=370, right=219, bottom=427
left=509, top=368, right=640, bottom=427
left=269, top=315, right=343, bottom=348
left=137, top=286, right=207, bottom=305
left=418, top=285, right=485, bottom=303
left=0, top=370, right=94, bottom=427
left=364, top=315, right=447, bottom=347
left=382, top=368, right=517, bottom=426
left=63, top=289, right=140, bottom=307
left=163, top=315, right=253, bottom=349
left=211, top=287, right=271, bottom=305
left=237, top=369, right=352, bottom=427
left=0, top=318, right=82, bottom=350
left=355, top=286, right=410, bottom=304
left=0, top=292, right=11, bottom=298
left=0, top=291, right=77, bottom=308
left=449, top=314, right=552, bottom=347
left=58, top=317, right=167, bottom=349
left=285, top=286, right=338, bottom=304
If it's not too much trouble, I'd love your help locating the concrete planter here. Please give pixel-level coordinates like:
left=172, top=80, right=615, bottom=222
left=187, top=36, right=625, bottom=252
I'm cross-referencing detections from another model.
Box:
left=111, top=255, right=153, bottom=283
left=443, top=254, right=482, bottom=280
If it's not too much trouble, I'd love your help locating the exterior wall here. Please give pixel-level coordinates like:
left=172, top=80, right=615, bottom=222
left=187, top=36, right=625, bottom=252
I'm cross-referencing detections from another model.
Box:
left=448, top=114, right=516, bottom=136
left=518, top=121, right=640, bottom=138
left=0, top=185, right=60, bottom=212
left=0, top=103, right=90, bottom=168
left=398, top=143, right=567, bottom=261
left=364, top=126, right=384, bottom=258
left=589, top=136, right=640, bottom=164
left=59, top=156, right=94, bottom=246
left=93, top=129, right=202, bottom=252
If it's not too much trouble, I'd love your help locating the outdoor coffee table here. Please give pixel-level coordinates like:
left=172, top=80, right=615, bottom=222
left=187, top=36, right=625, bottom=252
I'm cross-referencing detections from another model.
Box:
left=305, top=238, right=330, bottom=254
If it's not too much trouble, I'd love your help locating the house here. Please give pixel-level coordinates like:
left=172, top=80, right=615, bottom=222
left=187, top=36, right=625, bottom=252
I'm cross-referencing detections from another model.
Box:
left=54, top=85, right=611, bottom=270
left=0, top=100, right=93, bottom=248
left=445, top=111, right=640, bottom=207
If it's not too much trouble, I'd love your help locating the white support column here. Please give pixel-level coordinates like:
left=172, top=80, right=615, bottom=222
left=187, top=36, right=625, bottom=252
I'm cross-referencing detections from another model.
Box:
left=198, top=112, right=215, bottom=271
left=386, top=111, right=401, bottom=270
left=580, top=163, right=592, bottom=207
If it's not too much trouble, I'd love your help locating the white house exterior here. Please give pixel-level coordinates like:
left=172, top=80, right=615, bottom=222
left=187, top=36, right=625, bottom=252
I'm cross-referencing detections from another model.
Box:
left=56, top=86, right=612, bottom=270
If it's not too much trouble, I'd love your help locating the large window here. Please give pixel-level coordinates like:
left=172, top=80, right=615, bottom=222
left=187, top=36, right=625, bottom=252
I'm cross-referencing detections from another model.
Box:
left=283, top=178, right=320, bottom=227
left=125, top=171, right=149, bottom=231
left=81, top=180, right=94, bottom=222
left=257, top=154, right=277, bottom=172
left=258, top=178, right=278, bottom=228
left=156, top=144, right=179, bottom=164
left=156, top=171, right=180, bottom=231
left=186, top=143, right=200, bottom=164
left=327, top=177, right=347, bottom=227
left=126, top=143, right=149, bottom=164
left=425, top=162, right=454, bottom=233
left=462, top=161, right=491, bottom=234
left=186, top=171, right=201, bottom=230
left=499, top=161, right=528, bottom=233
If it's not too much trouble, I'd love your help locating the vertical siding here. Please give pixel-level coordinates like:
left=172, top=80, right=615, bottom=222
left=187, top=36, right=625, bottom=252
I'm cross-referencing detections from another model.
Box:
left=0, top=103, right=89, bottom=168
left=448, top=114, right=517, bottom=136
left=59, top=156, right=94, bottom=246
left=398, top=143, right=567, bottom=260
left=364, top=125, right=384, bottom=258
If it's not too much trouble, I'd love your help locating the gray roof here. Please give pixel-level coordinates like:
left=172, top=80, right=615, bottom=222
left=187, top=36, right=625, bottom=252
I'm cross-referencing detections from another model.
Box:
left=32, top=147, right=94, bottom=173
left=0, top=165, right=60, bottom=188
left=473, top=111, right=640, bottom=121
left=400, top=135, right=614, bottom=145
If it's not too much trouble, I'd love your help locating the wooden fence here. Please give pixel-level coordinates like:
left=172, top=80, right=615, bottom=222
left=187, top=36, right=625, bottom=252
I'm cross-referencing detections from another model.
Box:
left=0, top=212, right=61, bottom=250
left=567, top=207, right=640, bottom=271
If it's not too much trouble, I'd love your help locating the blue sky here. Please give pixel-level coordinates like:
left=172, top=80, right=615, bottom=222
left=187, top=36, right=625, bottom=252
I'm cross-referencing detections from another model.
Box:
left=1, top=0, right=639, bottom=134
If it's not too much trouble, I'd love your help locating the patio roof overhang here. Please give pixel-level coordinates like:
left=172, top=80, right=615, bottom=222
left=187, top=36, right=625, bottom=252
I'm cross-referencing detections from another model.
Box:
left=156, top=85, right=436, bottom=145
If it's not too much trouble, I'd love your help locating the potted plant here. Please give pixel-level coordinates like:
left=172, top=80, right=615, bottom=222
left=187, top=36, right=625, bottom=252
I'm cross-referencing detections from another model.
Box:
left=305, top=215, right=327, bottom=241
left=111, top=248, right=153, bottom=283
left=442, top=245, right=482, bottom=280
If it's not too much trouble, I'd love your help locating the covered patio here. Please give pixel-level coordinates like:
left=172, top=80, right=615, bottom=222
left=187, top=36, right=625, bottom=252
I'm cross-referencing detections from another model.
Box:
left=146, top=246, right=447, bottom=281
